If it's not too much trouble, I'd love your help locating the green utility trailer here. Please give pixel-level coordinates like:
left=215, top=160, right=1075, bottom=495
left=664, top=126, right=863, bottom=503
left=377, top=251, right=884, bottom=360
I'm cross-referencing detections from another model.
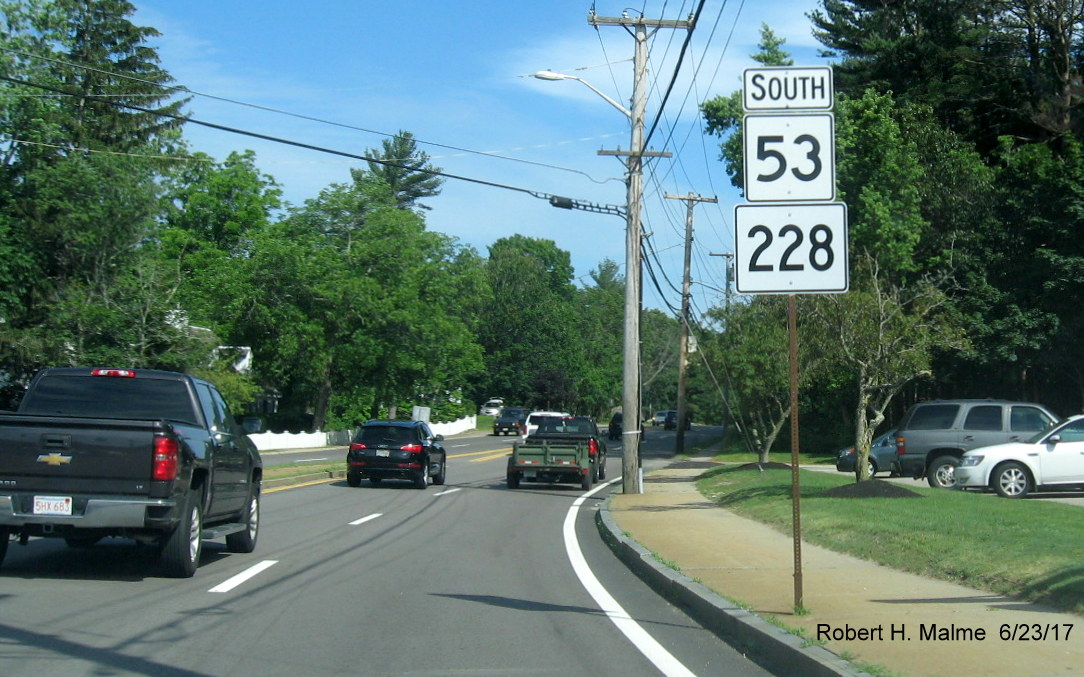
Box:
left=507, top=437, right=594, bottom=490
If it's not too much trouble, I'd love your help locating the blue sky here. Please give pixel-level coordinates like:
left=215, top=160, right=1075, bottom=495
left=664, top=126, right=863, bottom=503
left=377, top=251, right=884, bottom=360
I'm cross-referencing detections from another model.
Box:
left=132, top=1, right=827, bottom=315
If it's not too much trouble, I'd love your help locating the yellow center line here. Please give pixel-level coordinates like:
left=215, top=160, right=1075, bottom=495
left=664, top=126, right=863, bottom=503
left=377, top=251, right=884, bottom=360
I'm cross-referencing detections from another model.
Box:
left=470, top=451, right=512, bottom=463
left=448, top=447, right=513, bottom=459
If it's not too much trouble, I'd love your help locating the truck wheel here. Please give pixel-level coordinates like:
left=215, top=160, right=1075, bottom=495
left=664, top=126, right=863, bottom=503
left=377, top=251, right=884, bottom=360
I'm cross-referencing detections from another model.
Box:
left=598, top=459, right=606, bottom=481
left=581, top=471, right=592, bottom=491
left=161, top=494, right=203, bottom=578
left=432, top=459, right=446, bottom=486
left=507, top=472, right=520, bottom=489
left=927, top=456, right=960, bottom=489
left=226, top=489, right=260, bottom=553
left=993, top=462, right=1031, bottom=498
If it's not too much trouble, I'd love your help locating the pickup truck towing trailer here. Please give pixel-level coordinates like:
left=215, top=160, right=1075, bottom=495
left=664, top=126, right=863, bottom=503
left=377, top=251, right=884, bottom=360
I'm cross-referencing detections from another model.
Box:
left=506, top=415, right=607, bottom=491
left=0, top=367, right=263, bottom=577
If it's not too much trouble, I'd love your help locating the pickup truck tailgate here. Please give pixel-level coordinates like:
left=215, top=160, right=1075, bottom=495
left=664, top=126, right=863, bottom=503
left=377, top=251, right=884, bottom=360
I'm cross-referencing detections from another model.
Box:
left=0, top=415, right=159, bottom=494
left=515, top=441, right=583, bottom=468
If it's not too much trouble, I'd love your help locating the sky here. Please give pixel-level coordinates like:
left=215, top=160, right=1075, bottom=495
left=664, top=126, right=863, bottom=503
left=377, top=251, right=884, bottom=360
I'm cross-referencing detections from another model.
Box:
left=131, top=0, right=828, bottom=317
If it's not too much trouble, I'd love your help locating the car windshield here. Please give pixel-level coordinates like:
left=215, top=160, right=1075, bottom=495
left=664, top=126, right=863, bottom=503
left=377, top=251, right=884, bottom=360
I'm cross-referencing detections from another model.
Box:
left=1030, top=417, right=1076, bottom=444
left=500, top=408, right=525, bottom=418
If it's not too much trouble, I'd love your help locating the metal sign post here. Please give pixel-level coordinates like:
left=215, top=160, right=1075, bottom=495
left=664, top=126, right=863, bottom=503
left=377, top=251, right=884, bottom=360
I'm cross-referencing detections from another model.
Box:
left=737, top=65, right=846, bottom=611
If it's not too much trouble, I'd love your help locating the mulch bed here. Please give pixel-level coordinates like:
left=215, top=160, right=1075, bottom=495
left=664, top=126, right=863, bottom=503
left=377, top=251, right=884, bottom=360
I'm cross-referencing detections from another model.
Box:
left=732, top=461, right=794, bottom=471
left=819, top=479, right=924, bottom=498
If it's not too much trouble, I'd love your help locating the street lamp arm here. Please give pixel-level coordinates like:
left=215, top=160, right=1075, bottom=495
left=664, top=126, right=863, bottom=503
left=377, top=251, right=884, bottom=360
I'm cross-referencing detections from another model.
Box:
left=530, top=70, right=632, bottom=119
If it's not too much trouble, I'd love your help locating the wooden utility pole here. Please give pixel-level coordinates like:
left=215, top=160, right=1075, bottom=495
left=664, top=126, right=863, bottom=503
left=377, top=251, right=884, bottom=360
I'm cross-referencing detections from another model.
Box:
left=589, top=9, right=689, bottom=496
left=590, top=9, right=691, bottom=494
left=665, top=192, right=716, bottom=455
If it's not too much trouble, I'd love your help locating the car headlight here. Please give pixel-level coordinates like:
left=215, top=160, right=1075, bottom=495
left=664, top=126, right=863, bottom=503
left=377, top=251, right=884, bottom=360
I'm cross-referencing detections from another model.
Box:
left=960, top=455, right=984, bottom=467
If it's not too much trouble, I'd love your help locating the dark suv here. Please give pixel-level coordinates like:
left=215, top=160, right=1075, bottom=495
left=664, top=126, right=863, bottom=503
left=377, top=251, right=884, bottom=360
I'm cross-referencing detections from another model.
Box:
left=346, top=420, right=447, bottom=489
left=894, top=400, right=1058, bottom=488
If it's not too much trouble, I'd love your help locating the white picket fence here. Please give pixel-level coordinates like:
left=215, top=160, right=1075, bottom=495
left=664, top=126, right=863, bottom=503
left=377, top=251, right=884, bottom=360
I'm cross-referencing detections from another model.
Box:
left=248, top=415, right=478, bottom=451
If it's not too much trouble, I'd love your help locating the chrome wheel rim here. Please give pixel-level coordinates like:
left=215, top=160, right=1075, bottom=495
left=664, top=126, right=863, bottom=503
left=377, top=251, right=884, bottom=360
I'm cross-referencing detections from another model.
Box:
left=999, top=468, right=1027, bottom=496
left=934, top=464, right=956, bottom=488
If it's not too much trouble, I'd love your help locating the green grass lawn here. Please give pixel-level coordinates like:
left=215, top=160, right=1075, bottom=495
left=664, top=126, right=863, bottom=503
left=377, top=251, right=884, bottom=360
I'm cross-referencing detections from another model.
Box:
left=697, top=465, right=1084, bottom=614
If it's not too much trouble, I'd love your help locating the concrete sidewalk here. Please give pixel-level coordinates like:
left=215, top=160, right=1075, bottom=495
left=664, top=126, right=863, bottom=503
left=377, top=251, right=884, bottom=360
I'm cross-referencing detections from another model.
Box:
left=600, top=458, right=1084, bottom=677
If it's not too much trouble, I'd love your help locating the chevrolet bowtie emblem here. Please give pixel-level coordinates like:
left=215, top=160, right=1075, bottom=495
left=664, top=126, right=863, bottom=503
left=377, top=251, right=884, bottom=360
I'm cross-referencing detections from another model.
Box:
left=37, top=452, right=72, bottom=466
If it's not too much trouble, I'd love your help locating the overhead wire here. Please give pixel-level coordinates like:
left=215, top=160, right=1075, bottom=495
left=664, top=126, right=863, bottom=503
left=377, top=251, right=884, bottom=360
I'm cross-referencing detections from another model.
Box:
left=0, top=45, right=621, bottom=185
left=0, top=74, right=622, bottom=213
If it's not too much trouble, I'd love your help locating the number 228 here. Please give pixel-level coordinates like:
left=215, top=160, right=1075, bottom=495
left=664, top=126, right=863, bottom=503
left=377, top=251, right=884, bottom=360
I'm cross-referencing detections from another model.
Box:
left=747, top=224, right=835, bottom=272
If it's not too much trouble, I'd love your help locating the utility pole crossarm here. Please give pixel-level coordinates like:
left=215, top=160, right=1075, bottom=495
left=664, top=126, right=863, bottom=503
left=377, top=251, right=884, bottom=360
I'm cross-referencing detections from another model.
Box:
left=589, top=14, right=695, bottom=30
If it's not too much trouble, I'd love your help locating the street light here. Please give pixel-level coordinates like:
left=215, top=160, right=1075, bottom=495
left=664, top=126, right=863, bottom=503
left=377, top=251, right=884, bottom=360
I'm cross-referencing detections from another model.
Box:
left=529, top=71, right=632, bottom=120
left=531, top=66, right=647, bottom=495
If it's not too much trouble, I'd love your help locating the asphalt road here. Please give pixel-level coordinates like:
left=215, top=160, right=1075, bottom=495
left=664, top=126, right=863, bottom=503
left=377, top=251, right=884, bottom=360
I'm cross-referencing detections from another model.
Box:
left=0, top=426, right=775, bottom=677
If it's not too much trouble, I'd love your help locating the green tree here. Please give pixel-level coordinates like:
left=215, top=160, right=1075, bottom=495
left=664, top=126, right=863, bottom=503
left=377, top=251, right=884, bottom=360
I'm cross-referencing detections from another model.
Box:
left=705, top=296, right=819, bottom=462
left=352, top=130, right=444, bottom=211
left=809, top=256, right=967, bottom=481
left=0, top=0, right=188, bottom=378
left=576, top=259, right=625, bottom=416
left=476, top=235, right=582, bottom=410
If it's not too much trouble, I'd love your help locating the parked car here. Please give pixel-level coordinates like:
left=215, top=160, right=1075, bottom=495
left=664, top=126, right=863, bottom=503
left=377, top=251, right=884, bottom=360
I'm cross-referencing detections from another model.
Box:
left=608, top=412, right=622, bottom=440
left=346, top=420, right=447, bottom=488
left=479, top=398, right=504, bottom=416
left=894, top=399, right=1058, bottom=488
left=835, top=430, right=898, bottom=477
left=493, top=407, right=528, bottom=436
left=957, top=415, right=1084, bottom=498
left=652, top=411, right=668, bottom=426
left=664, top=409, right=690, bottom=431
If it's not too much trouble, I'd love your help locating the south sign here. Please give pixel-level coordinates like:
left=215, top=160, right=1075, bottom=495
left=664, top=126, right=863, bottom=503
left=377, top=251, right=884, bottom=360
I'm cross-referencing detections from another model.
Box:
left=743, top=66, right=833, bottom=111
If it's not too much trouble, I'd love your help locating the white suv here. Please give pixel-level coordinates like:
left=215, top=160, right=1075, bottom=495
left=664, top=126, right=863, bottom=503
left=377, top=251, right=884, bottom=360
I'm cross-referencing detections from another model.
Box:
left=522, top=410, right=571, bottom=439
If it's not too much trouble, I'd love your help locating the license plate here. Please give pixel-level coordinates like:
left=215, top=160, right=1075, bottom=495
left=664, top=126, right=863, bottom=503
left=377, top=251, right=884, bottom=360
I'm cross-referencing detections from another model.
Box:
left=376, top=450, right=390, bottom=457
left=33, top=495, right=73, bottom=516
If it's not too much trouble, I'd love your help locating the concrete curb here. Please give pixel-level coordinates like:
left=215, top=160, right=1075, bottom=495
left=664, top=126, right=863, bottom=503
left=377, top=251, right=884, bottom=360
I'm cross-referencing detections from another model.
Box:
left=596, top=498, right=870, bottom=677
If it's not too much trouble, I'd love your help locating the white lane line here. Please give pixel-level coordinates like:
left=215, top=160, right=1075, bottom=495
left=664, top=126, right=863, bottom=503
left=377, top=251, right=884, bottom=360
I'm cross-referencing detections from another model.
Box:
left=294, top=457, right=328, bottom=462
left=564, top=479, right=698, bottom=677
left=433, top=488, right=462, bottom=497
left=208, top=560, right=278, bottom=593
left=349, top=513, right=383, bottom=526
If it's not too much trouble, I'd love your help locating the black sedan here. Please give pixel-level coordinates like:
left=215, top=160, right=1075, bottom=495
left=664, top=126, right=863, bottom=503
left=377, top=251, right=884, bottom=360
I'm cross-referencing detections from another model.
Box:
left=346, top=420, right=447, bottom=488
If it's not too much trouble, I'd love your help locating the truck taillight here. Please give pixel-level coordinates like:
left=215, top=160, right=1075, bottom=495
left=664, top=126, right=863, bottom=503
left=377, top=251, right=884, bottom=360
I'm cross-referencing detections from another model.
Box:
left=401, top=444, right=423, bottom=453
left=896, top=436, right=905, bottom=456
left=91, top=368, right=136, bottom=378
left=588, top=439, right=598, bottom=457
left=153, top=436, right=179, bottom=481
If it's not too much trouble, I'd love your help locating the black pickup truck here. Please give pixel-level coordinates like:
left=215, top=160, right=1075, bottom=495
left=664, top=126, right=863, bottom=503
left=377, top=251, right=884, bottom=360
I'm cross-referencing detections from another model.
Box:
left=0, top=367, right=263, bottom=577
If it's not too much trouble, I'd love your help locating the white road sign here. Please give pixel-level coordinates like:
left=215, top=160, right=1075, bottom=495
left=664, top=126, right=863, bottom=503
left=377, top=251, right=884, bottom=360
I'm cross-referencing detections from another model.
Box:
left=743, top=114, right=835, bottom=203
left=743, top=66, right=833, bottom=111
left=734, top=203, right=849, bottom=294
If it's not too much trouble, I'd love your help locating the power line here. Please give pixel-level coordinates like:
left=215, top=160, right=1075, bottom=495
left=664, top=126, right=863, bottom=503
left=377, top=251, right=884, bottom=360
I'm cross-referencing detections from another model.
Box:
left=0, top=74, right=621, bottom=213
left=0, top=45, right=619, bottom=184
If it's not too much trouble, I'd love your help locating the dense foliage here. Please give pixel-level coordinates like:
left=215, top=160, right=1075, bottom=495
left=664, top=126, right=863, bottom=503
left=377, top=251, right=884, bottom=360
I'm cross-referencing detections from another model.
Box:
left=0, top=1, right=667, bottom=428
left=7, top=1, right=1078, bottom=449
left=701, top=5, right=1084, bottom=474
